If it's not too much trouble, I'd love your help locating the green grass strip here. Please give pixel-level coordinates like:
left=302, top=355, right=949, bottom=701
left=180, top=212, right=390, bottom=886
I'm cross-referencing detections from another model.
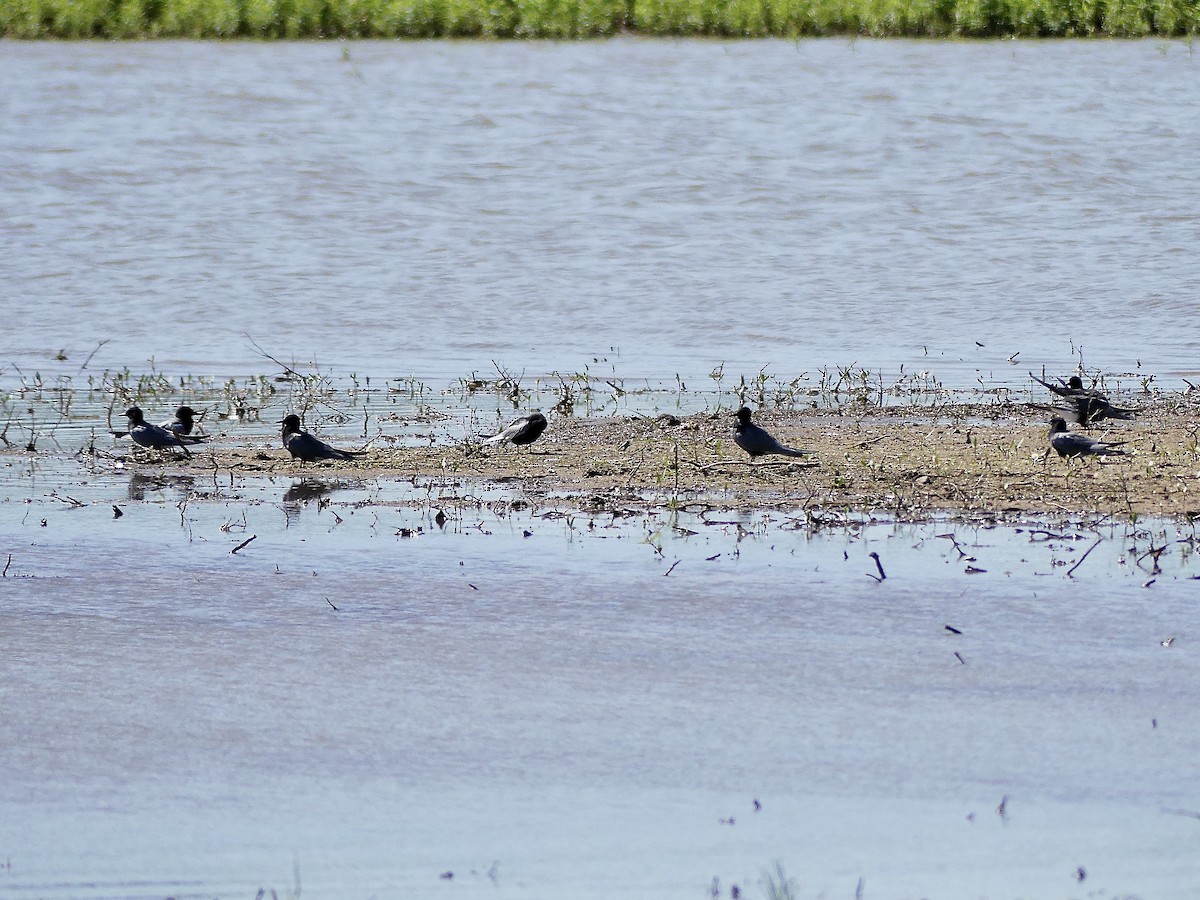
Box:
left=1, top=0, right=1197, bottom=38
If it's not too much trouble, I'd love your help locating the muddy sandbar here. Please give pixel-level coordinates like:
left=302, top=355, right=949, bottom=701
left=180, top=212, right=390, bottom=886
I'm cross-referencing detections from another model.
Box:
left=125, top=401, right=1200, bottom=522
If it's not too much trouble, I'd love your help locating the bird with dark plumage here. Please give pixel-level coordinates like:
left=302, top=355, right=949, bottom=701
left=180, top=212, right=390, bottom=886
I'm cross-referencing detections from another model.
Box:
left=1048, top=416, right=1127, bottom=458
left=162, top=405, right=199, bottom=436
left=124, top=406, right=191, bottom=455
left=484, top=412, right=548, bottom=448
left=1031, top=373, right=1135, bottom=426
left=733, top=407, right=811, bottom=459
left=281, top=414, right=363, bottom=462
left=159, top=405, right=209, bottom=443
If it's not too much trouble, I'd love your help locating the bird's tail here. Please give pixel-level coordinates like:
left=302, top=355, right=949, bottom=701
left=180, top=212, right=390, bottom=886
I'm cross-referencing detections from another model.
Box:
left=1096, top=441, right=1128, bottom=455
left=1058, top=403, right=1137, bottom=426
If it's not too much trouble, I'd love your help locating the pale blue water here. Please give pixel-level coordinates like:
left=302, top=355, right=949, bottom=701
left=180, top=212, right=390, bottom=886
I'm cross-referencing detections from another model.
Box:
left=4, top=38, right=1200, bottom=899
left=3, top=464, right=1200, bottom=896
left=3, top=39, right=1200, bottom=390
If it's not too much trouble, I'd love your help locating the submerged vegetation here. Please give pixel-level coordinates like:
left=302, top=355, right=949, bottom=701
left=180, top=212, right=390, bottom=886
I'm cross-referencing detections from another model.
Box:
left=1, top=0, right=1197, bottom=38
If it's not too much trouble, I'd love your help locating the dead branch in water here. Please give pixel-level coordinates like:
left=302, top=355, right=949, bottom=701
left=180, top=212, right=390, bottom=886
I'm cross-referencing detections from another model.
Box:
left=1066, top=537, right=1104, bottom=578
left=230, top=535, right=257, bottom=555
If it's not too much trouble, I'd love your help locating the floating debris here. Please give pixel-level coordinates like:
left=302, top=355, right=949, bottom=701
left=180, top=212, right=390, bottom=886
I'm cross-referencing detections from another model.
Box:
left=230, top=535, right=257, bottom=554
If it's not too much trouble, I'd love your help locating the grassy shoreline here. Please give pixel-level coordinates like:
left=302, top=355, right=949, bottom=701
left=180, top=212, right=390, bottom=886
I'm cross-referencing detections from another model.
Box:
left=2, top=0, right=1197, bottom=39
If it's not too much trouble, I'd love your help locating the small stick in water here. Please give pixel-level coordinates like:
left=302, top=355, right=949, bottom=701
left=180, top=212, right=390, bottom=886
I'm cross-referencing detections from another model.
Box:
left=231, top=535, right=257, bottom=555
left=868, top=551, right=886, bottom=581
left=1066, top=537, right=1103, bottom=578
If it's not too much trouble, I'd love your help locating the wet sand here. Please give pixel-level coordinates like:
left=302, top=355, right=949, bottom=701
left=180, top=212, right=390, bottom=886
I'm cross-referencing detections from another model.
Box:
left=133, top=401, right=1200, bottom=522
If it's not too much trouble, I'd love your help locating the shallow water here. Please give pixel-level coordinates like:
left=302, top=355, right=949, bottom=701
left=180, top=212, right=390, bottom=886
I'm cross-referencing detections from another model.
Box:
left=5, top=37, right=1200, bottom=898
left=4, top=39, right=1200, bottom=391
left=3, top=462, right=1200, bottom=896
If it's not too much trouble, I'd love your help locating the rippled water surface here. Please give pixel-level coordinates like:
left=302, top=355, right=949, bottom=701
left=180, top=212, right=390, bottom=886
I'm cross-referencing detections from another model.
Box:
left=4, top=38, right=1200, bottom=899
left=4, top=39, right=1200, bottom=389
left=3, top=458, right=1200, bottom=897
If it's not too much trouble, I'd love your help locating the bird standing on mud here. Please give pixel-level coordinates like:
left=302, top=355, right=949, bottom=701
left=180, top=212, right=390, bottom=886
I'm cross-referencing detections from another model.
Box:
left=161, top=405, right=202, bottom=438
left=733, top=407, right=812, bottom=460
left=484, top=412, right=548, bottom=448
left=281, top=414, right=363, bottom=463
left=1031, top=373, right=1135, bottom=426
left=1047, top=416, right=1127, bottom=459
left=124, top=406, right=191, bottom=456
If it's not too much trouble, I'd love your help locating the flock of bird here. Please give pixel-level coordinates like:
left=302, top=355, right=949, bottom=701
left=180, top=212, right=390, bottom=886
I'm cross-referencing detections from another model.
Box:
left=1031, top=372, right=1133, bottom=459
left=119, top=405, right=552, bottom=462
left=121, top=405, right=202, bottom=457
left=118, top=372, right=1135, bottom=464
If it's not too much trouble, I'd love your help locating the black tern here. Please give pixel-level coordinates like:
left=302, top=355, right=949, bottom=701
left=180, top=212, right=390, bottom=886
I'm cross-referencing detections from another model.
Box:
left=161, top=405, right=199, bottom=436
left=1031, top=373, right=1135, bottom=426
left=1048, top=416, right=1127, bottom=458
left=124, top=406, right=191, bottom=455
left=733, top=407, right=811, bottom=459
left=159, top=405, right=209, bottom=443
left=281, top=414, right=363, bottom=463
left=484, top=412, right=548, bottom=447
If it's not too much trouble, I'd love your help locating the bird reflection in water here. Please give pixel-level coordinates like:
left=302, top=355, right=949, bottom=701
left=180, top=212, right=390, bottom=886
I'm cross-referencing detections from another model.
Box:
left=282, top=478, right=340, bottom=526
left=127, top=473, right=195, bottom=501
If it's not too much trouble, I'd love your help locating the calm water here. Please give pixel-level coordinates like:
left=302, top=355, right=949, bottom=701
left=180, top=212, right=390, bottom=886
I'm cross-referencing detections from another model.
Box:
left=4, top=38, right=1200, bottom=898
left=2, top=460, right=1200, bottom=897
left=3, top=39, right=1200, bottom=390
